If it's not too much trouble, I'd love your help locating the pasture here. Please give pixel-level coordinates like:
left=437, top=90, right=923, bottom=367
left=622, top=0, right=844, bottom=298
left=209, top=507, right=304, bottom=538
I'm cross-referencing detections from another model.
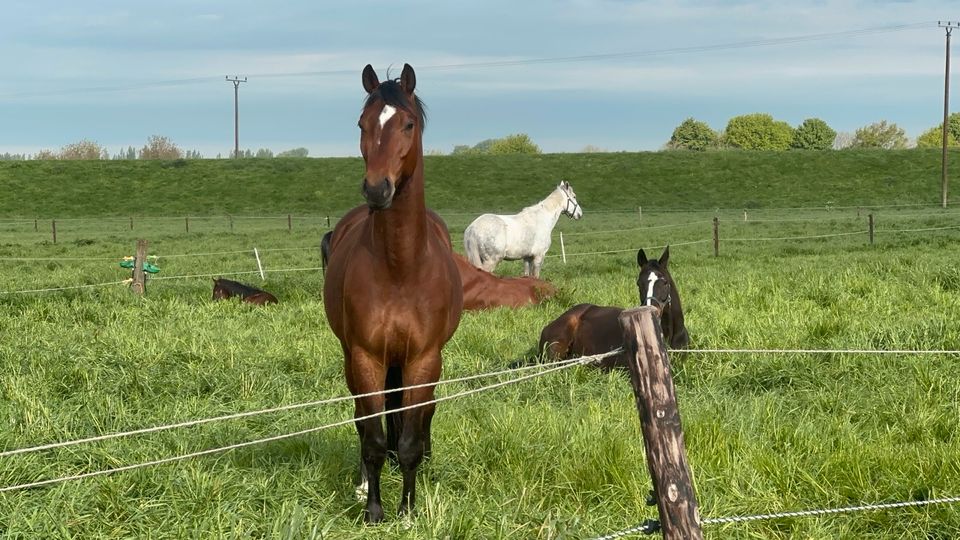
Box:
left=1, top=154, right=960, bottom=538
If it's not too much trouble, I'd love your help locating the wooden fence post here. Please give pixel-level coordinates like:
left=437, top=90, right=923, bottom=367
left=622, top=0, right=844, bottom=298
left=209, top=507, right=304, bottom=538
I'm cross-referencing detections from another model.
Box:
left=868, top=214, right=874, bottom=245
left=52, top=219, right=57, bottom=244
left=712, top=217, right=719, bottom=257
left=638, top=205, right=642, bottom=222
left=559, top=232, right=567, bottom=264
left=130, top=216, right=134, bottom=231
left=254, top=248, right=265, bottom=280
left=618, top=307, right=703, bottom=540
left=326, top=215, right=331, bottom=228
left=288, top=214, right=292, bottom=233
left=34, top=218, right=37, bottom=232
left=229, top=214, right=234, bottom=232
left=743, top=210, right=747, bottom=222
left=185, top=216, right=190, bottom=233
left=131, top=239, right=148, bottom=295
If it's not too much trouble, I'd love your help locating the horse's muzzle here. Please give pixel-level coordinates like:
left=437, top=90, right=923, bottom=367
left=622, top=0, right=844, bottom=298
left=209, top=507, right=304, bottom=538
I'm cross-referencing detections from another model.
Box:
left=362, top=177, right=395, bottom=210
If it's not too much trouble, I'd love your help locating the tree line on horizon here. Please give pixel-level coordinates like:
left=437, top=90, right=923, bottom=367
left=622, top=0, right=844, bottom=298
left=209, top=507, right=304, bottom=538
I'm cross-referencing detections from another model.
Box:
left=0, top=135, right=310, bottom=161
left=3, top=115, right=959, bottom=161
left=666, top=113, right=960, bottom=152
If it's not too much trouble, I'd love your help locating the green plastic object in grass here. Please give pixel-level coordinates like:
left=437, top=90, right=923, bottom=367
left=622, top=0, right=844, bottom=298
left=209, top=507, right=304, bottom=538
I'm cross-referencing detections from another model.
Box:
left=119, top=258, right=160, bottom=274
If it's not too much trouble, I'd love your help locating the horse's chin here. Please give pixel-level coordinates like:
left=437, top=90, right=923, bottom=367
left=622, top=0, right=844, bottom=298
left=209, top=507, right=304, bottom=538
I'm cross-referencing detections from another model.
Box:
left=366, top=199, right=393, bottom=211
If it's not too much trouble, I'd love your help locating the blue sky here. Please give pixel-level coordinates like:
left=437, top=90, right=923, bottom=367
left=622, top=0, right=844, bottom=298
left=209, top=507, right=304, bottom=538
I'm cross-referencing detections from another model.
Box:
left=1, top=0, right=957, bottom=157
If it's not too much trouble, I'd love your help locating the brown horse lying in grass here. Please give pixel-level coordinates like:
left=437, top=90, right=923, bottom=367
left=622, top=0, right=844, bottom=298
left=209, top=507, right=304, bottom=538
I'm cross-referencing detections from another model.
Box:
left=322, top=207, right=557, bottom=310
left=212, top=278, right=278, bottom=305
left=537, top=246, right=687, bottom=370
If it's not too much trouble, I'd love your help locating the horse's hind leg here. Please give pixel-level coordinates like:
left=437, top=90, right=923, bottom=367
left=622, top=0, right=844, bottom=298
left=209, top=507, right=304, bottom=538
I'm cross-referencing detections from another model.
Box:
left=385, top=366, right=403, bottom=463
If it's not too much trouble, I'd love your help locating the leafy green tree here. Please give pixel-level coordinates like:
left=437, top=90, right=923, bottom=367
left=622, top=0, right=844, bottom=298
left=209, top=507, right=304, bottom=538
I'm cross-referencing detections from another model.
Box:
left=139, top=135, right=183, bottom=159
left=723, top=113, right=794, bottom=150
left=488, top=134, right=541, bottom=154
left=792, top=118, right=836, bottom=150
left=255, top=148, right=274, bottom=158
left=849, top=121, right=908, bottom=149
left=277, top=147, right=309, bottom=158
left=667, top=118, right=718, bottom=151
left=916, top=126, right=960, bottom=148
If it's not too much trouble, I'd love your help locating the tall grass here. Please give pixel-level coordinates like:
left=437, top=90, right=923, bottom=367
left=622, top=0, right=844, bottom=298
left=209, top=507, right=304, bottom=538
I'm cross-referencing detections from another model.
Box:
left=1, top=153, right=960, bottom=538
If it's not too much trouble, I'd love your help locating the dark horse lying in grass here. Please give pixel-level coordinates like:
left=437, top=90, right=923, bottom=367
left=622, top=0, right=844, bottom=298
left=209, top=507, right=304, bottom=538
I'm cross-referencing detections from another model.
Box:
left=212, top=278, right=278, bottom=305
left=536, top=246, right=688, bottom=370
left=322, top=214, right=556, bottom=310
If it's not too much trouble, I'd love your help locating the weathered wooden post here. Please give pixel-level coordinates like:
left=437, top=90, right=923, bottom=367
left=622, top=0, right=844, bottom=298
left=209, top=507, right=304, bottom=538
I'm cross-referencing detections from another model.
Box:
left=868, top=213, right=874, bottom=245
left=712, top=217, right=719, bottom=257
left=229, top=214, right=234, bottom=232
left=185, top=216, right=190, bottom=233
left=288, top=213, right=292, bottom=233
left=325, top=215, right=331, bottom=228
left=638, top=205, right=642, bottom=222
left=52, top=219, right=57, bottom=244
left=130, top=216, right=134, bottom=231
left=743, top=210, right=747, bottom=222
left=131, top=239, right=148, bottom=295
left=618, top=307, right=702, bottom=540
left=34, top=218, right=37, bottom=232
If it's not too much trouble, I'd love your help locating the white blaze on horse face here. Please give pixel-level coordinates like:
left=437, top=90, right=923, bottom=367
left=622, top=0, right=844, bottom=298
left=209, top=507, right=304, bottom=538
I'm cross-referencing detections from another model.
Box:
left=645, top=273, right=658, bottom=306
left=378, top=105, right=397, bottom=128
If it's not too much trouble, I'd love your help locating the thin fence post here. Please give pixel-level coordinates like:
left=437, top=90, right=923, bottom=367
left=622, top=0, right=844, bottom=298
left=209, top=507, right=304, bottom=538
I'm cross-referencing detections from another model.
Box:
left=618, top=307, right=703, bottom=540
left=712, top=217, right=719, bottom=257
left=229, top=214, right=234, bottom=232
left=52, top=219, right=57, bottom=244
left=743, top=210, right=747, bottom=222
left=131, top=239, right=147, bottom=295
left=638, top=205, right=642, bottom=222
left=326, top=215, right=330, bottom=228
left=34, top=218, right=37, bottom=232
left=560, top=232, right=567, bottom=264
left=288, top=214, right=292, bottom=233
left=868, top=213, right=874, bottom=245
left=130, top=216, right=134, bottom=231
left=254, top=248, right=265, bottom=280
left=185, top=216, right=190, bottom=233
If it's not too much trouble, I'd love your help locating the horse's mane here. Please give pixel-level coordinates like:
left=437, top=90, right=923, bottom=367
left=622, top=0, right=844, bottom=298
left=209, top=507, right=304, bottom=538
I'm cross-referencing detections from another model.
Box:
left=214, top=278, right=265, bottom=296
left=364, top=79, right=427, bottom=133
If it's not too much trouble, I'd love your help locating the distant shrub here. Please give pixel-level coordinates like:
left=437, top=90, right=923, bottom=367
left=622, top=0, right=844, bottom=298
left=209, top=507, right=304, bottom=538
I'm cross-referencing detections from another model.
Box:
left=488, top=134, right=541, bottom=155
left=916, top=126, right=959, bottom=148
left=667, top=118, right=718, bottom=151
left=59, top=140, right=106, bottom=160
left=139, top=135, right=183, bottom=159
left=277, top=147, right=309, bottom=158
left=723, top=113, right=794, bottom=150
left=849, top=121, right=908, bottom=149
left=792, top=118, right=836, bottom=150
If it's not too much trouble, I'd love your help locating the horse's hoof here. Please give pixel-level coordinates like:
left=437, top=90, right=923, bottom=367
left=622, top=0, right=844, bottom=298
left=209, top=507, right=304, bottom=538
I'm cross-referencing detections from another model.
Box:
left=364, top=506, right=385, bottom=524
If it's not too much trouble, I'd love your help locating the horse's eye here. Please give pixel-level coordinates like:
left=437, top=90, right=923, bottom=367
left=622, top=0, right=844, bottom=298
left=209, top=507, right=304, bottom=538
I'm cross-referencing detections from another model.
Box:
left=404, top=122, right=415, bottom=131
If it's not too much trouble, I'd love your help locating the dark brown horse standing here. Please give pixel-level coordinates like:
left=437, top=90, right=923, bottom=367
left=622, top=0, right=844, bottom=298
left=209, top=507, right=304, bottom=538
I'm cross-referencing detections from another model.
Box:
left=323, top=64, right=463, bottom=523
left=537, top=246, right=688, bottom=370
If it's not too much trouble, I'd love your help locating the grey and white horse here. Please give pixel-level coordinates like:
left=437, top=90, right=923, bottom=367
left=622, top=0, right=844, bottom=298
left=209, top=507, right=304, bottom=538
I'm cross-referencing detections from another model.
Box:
left=463, top=181, right=583, bottom=278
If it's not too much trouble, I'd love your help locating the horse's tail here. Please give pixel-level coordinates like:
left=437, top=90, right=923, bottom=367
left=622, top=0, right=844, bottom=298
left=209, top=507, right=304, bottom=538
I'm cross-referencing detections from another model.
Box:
left=463, top=224, right=483, bottom=268
left=320, top=231, right=333, bottom=275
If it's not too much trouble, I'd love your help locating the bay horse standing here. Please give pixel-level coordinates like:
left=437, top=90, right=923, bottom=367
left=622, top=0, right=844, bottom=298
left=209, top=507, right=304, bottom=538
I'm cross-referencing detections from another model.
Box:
left=322, top=208, right=556, bottom=310
left=323, top=64, right=463, bottom=523
left=537, top=246, right=688, bottom=370
left=463, top=180, right=583, bottom=278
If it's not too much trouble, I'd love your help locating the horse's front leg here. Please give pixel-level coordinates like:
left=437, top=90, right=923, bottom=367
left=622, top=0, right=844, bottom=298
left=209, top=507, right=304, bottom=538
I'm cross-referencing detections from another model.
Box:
left=530, top=253, right=546, bottom=278
left=397, top=351, right=442, bottom=517
left=522, top=257, right=534, bottom=277
left=348, top=349, right=388, bottom=524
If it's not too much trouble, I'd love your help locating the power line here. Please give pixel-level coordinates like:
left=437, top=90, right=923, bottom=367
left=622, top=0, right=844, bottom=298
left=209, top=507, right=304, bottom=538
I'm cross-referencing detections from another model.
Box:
left=225, top=76, right=247, bottom=158
left=0, top=21, right=936, bottom=100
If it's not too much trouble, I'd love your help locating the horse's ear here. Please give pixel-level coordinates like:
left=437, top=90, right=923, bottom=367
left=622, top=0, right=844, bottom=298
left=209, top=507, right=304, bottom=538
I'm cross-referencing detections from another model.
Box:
left=362, top=64, right=380, bottom=94
left=637, top=249, right=648, bottom=267
left=400, top=63, right=416, bottom=94
left=659, top=245, right=670, bottom=267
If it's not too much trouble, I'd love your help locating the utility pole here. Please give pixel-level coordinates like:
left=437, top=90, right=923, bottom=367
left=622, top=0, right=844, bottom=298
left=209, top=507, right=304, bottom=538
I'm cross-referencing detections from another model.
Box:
left=939, top=22, right=959, bottom=208
left=225, top=76, right=247, bottom=158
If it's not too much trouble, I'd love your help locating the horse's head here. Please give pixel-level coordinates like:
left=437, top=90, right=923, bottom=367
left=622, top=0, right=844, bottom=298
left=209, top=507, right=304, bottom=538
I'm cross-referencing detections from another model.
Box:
left=558, top=181, right=583, bottom=220
left=636, top=246, right=672, bottom=314
left=358, top=63, right=426, bottom=210
left=212, top=278, right=229, bottom=300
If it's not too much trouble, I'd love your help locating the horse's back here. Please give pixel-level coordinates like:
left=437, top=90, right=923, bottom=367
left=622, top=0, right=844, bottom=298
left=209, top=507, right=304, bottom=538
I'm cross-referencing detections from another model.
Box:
left=539, top=304, right=624, bottom=361
left=245, top=292, right=278, bottom=305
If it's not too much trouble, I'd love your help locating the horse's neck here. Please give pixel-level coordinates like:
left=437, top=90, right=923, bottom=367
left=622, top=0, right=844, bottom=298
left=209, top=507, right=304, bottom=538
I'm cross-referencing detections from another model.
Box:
left=370, top=161, right=428, bottom=278
left=529, top=188, right=566, bottom=229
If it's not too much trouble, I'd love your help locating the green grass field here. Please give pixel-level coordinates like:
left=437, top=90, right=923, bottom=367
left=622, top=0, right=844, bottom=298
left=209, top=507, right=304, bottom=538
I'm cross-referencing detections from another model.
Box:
left=2, top=152, right=960, bottom=538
